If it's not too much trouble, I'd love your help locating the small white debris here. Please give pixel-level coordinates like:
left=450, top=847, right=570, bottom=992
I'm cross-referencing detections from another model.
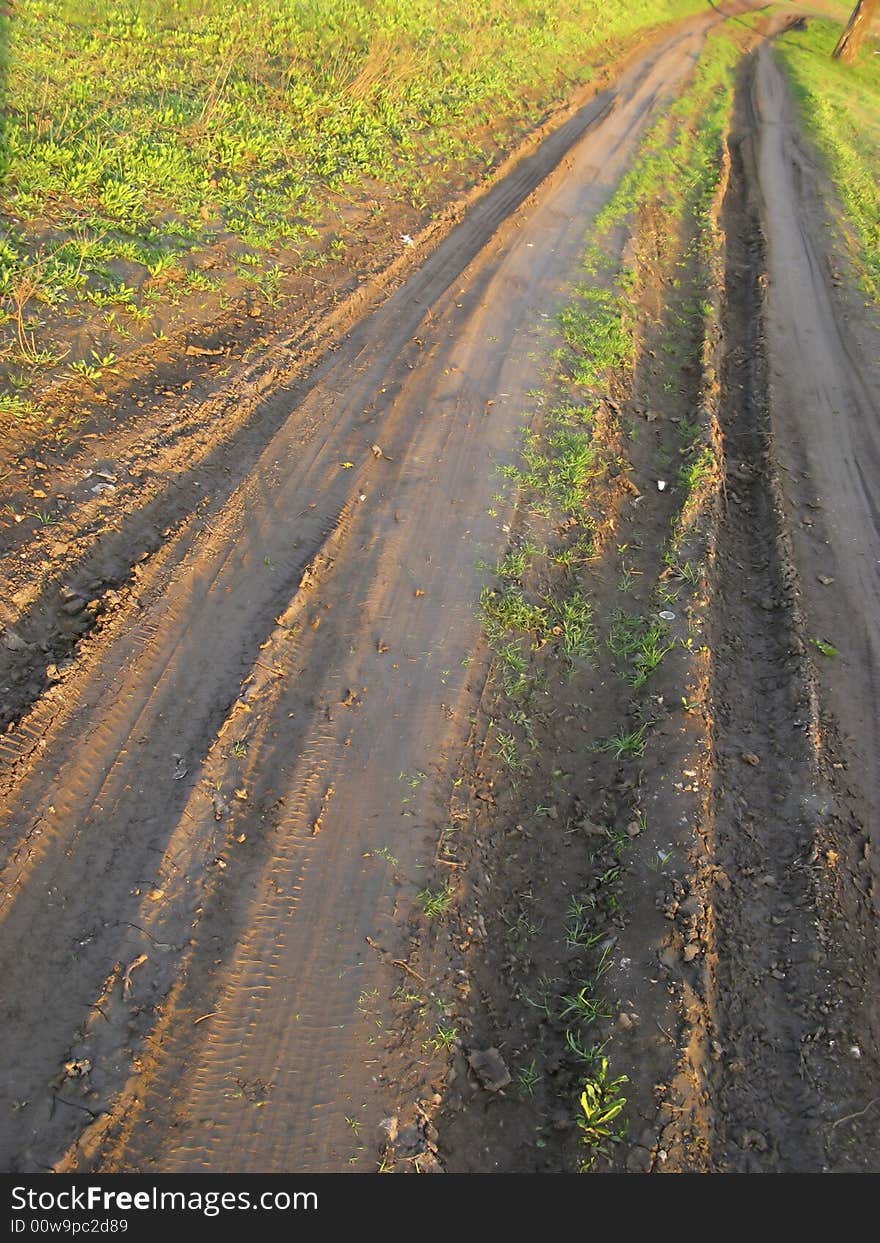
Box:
left=657, top=479, right=668, bottom=491
left=658, top=610, right=676, bottom=621
left=401, top=234, right=414, bottom=247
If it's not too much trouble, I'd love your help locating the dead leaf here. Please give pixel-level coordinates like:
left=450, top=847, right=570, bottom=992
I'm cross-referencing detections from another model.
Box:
left=185, top=343, right=223, bottom=357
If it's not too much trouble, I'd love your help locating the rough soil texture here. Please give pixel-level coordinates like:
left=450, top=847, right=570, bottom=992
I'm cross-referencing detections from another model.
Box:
left=437, top=31, right=880, bottom=1175
left=1, top=4, right=878, bottom=1176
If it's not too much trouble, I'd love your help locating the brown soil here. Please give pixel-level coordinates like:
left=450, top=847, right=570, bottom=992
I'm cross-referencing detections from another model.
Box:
left=1, top=5, right=878, bottom=1176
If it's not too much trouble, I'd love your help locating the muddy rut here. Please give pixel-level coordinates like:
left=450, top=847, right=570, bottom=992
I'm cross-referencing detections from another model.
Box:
left=2, top=6, right=879, bottom=1176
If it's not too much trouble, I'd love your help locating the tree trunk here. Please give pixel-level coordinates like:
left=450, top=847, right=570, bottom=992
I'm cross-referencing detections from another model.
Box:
left=833, top=0, right=878, bottom=64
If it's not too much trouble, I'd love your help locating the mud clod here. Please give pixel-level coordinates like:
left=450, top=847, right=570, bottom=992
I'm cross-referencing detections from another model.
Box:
left=467, top=1049, right=511, bottom=1093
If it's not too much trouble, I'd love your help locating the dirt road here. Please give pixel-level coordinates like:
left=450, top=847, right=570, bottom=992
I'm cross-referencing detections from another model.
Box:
left=751, top=40, right=880, bottom=851
left=1, top=5, right=878, bottom=1175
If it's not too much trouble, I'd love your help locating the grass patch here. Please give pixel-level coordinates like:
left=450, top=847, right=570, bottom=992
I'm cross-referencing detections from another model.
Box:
left=416, top=879, right=455, bottom=919
left=607, top=611, right=674, bottom=687
left=0, top=0, right=707, bottom=409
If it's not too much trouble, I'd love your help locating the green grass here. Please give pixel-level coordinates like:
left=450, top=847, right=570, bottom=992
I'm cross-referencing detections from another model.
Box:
left=607, top=611, right=674, bottom=687
left=415, top=879, right=454, bottom=919
left=505, top=419, right=600, bottom=518
left=559, top=985, right=611, bottom=1026
left=775, top=17, right=880, bottom=301
left=550, top=591, right=597, bottom=660
left=0, top=0, right=707, bottom=411
left=481, top=584, right=546, bottom=643
left=595, top=724, right=648, bottom=760
left=559, top=288, right=634, bottom=388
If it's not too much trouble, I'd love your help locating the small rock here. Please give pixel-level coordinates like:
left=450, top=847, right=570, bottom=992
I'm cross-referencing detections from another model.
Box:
left=626, top=1146, right=652, bottom=1173
left=741, top=752, right=761, bottom=767
left=683, top=943, right=700, bottom=962
left=1, top=628, right=29, bottom=652
left=467, top=1047, right=511, bottom=1092
left=378, top=1116, right=398, bottom=1144
left=395, top=1125, right=425, bottom=1157
left=626, top=820, right=642, bottom=838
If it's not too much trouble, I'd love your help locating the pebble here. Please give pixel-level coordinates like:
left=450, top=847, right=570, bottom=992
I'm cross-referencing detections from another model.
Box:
left=1, top=628, right=29, bottom=652
left=626, top=1146, right=652, bottom=1173
left=395, top=1124, right=426, bottom=1156
left=467, top=1048, right=511, bottom=1092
